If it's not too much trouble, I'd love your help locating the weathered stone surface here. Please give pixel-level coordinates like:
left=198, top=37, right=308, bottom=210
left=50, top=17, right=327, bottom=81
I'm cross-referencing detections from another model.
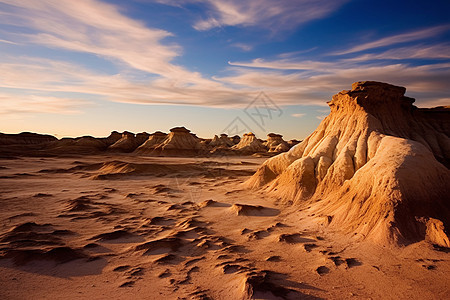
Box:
left=232, top=132, right=266, bottom=154
left=247, top=81, right=450, bottom=246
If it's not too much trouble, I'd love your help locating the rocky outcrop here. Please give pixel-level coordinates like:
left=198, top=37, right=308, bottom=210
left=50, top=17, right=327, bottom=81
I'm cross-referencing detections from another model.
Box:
left=135, top=131, right=167, bottom=155
left=103, top=131, right=122, bottom=146
left=231, top=135, right=241, bottom=145
left=247, top=81, right=450, bottom=246
left=232, top=133, right=266, bottom=155
left=46, top=136, right=108, bottom=154
left=136, top=132, right=150, bottom=145
left=210, top=134, right=234, bottom=148
left=272, top=142, right=290, bottom=153
left=0, top=132, right=57, bottom=145
left=264, top=133, right=289, bottom=153
left=108, top=131, right=143, bottom=152
left=151, top=127, right=204, bottom=156
left=287, top=139, right=301, bottom=148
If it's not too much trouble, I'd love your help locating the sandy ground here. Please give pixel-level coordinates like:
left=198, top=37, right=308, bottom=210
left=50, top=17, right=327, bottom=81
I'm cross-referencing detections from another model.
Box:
left=0, top=155, right=448, bottom=299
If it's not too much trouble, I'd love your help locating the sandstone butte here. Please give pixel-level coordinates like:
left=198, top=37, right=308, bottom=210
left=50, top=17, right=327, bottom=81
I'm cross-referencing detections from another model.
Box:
left=246, top=81, right=450, bottom=247
left=151, top=126, right=205, bottom=156
left=232, top=132, right=267, bottom=154
left=108, top=131, right=149, bottom=153
left=134, top=131, right=168, bottom=154
left=209, top=134, right=235, bottom=148
left=264, top=133, right=290, bottom=153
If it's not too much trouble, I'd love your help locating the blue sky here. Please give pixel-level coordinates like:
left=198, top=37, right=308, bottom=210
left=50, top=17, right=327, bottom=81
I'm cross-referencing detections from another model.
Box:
left=0, top=0, right=449, bottom=140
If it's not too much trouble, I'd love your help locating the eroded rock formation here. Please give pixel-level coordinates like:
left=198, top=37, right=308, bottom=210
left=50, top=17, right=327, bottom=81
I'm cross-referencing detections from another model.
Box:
left=151, top=127, right=204, bottom=156
left=46, top=136, right=108, bottom=153
left=264, top=133, right=289, bottom=153
left=135, top=131, right=168, bottom=155
left=108, top=131, right=145, bottom=152
left=247, top=81, right=450, bottom=246
left=210, top=134, right=234, bottom=148
left=0, top=132, right=57, bottom=145
left=103, top=131, right=122, bottom=146
left=232, top=132, right=266, bottom=155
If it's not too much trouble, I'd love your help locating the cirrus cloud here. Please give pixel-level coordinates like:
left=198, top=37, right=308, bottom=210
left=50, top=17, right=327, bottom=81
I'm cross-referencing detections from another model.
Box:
left=158, top=0, right=349, bottom=32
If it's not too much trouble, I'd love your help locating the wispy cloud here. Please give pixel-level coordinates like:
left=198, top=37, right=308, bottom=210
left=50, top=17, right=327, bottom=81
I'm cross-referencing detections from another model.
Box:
left=228, top=58, right=338, bottom=71
left=0, top=93, right=89, bottom=116
left=291, top=113, right=305, bottom=118
left=334, top=25, right=450, bottom=55
left=0, top=0, right=252, bottom=112
left=0, top=0, right=212, bottom=85
left=217, top=62, right=450, bottom=107
left=0, top=55, right=255, bottom=108
left=343, top=44, right=450, bottom=61
left=0, top=0, right=448, bottom=118
left=0, top=0, right=352, bottom=112
left=0, top=38, right=17, bottom=45
left=223, top=24, right=450, bottom=108
left=231, top=43, right=253, bottom=52
left=160, top=0, right=348, bottom=32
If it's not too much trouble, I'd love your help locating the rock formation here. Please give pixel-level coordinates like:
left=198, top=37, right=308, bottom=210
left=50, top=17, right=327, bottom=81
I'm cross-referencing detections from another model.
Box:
left=209, top=134, right=234, bottom=148
left=151, top=127, right=204, bottom=156
left=232, top=133, right=266, bottom=155
left=247, top=81, right=450, bottom=246
left=135, top=131, right=167, bottom=155
left=45, top=136, right=108, bottom=154
left=136, top=132, right=150, bottom=145
left=264, top=133, right=289, bottom=153
left=0, top=132, right=57, bottom=145
left=272, top=142, right=290, bottom=153
left=230, top=135, right=241, bottom=145
left=287, top=139, right=301, bottom=148
left=71, top=136, right=106, bottom=149
left=103, top=131, right=122, bottom=146
left=108, top=131, right=142, bottom=152
left=0, top=132, right=58, bottom=157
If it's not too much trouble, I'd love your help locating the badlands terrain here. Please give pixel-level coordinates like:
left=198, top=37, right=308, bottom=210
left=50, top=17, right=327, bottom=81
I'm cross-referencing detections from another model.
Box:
left=0, top=82, right=449, bottom=299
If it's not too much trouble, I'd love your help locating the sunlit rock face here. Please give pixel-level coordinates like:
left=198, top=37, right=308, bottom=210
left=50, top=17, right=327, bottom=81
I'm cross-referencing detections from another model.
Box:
left=108, top=131, right=140, bottom=152
left=232, top=132, right=267, bottom=155
left=247, top=81, right=450, bottom=246
left=150, top=127, right=205, bottom=156
left=264, top=133, right=289, bottom=153
left=134, top=131, right=168, bottom=155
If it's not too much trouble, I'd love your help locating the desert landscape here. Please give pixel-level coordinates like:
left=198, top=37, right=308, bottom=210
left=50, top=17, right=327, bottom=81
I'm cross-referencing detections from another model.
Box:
left=1, top=1, right=449, bottom=299
left=0, top=81, right=449, bottom=299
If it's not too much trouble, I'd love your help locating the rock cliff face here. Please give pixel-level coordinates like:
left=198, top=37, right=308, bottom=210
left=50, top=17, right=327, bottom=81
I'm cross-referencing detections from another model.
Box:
left=247, top=81, right=450, bottom=246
